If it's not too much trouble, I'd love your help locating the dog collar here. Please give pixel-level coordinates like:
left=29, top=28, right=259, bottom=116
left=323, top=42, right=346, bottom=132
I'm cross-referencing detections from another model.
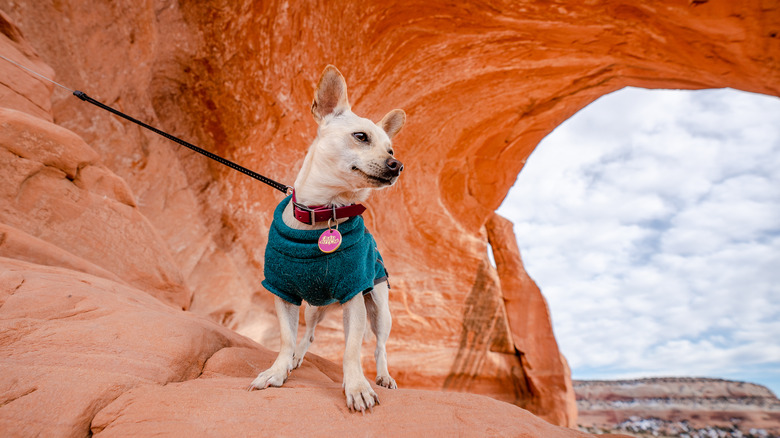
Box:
left=291, top=190, right=366, bottom=225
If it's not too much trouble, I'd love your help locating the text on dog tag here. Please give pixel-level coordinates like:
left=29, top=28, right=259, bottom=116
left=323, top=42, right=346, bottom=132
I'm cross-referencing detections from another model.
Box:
left=318, top=229, right=342, bottom=253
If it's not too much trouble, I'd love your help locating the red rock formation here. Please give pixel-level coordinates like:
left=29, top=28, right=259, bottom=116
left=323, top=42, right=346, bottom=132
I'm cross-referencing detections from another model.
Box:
left=0, top=11, right=617, bottom=436
left=0, top=107, right=191, bottom=308
left=2, top=258, right=608, bottom=437
left=1, top=0, right=778, bottom=429
left=487, top=213, right=579, bottom=426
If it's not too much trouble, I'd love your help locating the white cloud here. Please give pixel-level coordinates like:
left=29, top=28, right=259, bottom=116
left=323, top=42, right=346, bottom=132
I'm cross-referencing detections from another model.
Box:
left=497, top=87, right=780, bottom=395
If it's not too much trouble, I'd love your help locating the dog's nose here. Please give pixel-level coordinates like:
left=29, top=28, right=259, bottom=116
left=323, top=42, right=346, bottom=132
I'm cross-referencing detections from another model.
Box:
left=385, top=157, right=404, bottom=175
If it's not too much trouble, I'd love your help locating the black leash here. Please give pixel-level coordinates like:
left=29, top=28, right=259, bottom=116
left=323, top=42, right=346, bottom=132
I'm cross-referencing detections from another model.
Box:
left=1, top=53, right=291, bottom=194
left=73, top=91, right=291, bottom=193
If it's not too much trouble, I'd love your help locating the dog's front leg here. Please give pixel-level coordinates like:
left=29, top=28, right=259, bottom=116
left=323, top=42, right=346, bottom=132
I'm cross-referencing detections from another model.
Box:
left=248, top=296, right=299, bottom=390
left=342, top=292, right=379, bottom=412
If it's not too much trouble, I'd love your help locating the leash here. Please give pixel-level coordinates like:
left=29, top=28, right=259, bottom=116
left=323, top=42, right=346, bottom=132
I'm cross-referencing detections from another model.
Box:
left=2, top=53, right=368, bottom=227
left=1, top=53, right=291, bottom=195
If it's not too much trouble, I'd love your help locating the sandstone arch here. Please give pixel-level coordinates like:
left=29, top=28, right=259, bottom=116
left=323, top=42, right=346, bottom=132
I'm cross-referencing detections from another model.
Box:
left=2, top=0, right=778, bottom=427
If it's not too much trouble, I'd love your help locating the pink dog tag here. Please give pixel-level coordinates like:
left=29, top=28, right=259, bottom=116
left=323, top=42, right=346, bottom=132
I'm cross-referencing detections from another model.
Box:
left=318, top=228, right=342, bottom=253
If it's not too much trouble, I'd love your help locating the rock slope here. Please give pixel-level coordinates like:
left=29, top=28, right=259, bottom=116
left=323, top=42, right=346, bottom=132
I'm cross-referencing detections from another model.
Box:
left=2, top=257, right=598, bottom=437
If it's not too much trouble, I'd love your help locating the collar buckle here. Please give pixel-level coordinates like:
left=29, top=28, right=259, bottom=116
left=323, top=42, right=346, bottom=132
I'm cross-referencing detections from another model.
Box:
left=292, top=200, right=316, bottom=225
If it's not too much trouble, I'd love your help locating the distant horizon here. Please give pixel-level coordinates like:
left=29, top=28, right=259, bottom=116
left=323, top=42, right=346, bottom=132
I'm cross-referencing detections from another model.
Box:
left=571, top=375, right=778, bottom=396
left=570, top=370, right=780, bottom=399
left=498, top=87, right=780, bottom=400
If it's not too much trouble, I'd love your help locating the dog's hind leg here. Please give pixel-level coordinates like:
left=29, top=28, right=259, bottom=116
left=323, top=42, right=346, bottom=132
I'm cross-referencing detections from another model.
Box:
left=293, top=303, right=332, bottom=369
left=366, top=282, right=397, bottom=389
left=342, top=292, right=379, bottom=412
left=248, top=296, right=299, bottom=390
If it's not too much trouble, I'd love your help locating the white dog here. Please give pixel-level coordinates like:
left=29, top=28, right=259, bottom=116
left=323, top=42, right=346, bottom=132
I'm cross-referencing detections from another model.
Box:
left=248, top=65, right=405, bottom=413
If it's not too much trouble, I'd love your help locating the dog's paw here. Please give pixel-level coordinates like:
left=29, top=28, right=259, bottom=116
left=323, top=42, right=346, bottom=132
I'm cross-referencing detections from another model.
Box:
left=292, top=346, right=309, bottom=369
left=344, top=378, right=379, bottom=413
left=376, top=375, right=397, bottom=389
left=246, top=368, right=288, bottom=391
left=292, top=353, right=304, bottom=370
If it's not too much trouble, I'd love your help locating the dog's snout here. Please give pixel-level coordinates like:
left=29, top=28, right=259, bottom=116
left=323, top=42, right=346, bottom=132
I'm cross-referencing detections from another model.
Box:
left=385, top=157, right=404, bottom=175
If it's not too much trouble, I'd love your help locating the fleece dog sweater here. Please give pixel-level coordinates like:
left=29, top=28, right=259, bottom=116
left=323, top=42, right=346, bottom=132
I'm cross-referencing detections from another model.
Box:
left=262, top=195, right=388, bottom=307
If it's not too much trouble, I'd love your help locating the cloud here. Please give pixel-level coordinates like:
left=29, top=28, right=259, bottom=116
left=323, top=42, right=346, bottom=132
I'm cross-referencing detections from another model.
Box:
left=497, top=87, right=780, bottom=395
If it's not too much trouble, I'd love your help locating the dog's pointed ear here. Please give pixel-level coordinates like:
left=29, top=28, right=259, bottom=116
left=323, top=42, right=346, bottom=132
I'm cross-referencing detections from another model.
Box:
left=379, top=109, right=406, bottom=139
left=311, top=65, right=350, bottom=123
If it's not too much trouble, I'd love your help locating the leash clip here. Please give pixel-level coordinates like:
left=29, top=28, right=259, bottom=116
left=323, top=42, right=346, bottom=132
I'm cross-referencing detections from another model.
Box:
left=292, top=200, right=315, bottom=225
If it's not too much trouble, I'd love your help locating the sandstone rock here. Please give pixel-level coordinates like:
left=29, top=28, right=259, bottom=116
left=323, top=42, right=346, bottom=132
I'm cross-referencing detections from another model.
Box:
left=0, top=257, right=605, bottom=438
left=92, top=379, right=584, bottom=438
left=0, top=107, right=191, bottom=308
left=0, top=27, right=603, bottom=434
left=0, top=222, right=123, bottom=283
left=0, top=10, right=52, bottom=121
left=2, top=0, right=778, bottom=427
left=486, top=213, right=579, bottom=426
left=0, top=257, right=251, bottom=436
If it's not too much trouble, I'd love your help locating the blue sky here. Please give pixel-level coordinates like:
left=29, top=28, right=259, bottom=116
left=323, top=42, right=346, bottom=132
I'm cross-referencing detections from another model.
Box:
left=497, top=87, right=780, bottom=397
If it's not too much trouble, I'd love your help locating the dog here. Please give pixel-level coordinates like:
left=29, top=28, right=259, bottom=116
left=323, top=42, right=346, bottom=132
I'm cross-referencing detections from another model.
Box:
left=247, top=65, right=405, bottom=413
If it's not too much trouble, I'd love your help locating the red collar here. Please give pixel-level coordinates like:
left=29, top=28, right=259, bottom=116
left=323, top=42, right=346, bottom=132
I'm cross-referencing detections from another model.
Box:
left=291, top=191, right=366, bottom=225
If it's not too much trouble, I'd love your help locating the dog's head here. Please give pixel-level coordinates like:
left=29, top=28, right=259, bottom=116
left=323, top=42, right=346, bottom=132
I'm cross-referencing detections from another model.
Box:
left=306, top=65, right=405, bottom=192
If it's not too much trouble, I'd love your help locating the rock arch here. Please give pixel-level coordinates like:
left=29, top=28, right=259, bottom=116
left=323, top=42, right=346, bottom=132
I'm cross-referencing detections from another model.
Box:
left=2, top=0, right=777, bottom=427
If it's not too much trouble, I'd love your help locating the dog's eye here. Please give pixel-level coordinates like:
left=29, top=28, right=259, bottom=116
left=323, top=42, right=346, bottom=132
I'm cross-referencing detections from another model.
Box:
left=388, top=150, right=394, bottom=156
left=352, top=132, right=369, bottom=143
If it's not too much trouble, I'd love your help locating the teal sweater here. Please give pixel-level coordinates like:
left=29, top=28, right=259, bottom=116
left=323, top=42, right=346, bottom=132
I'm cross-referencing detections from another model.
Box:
left=262, top=195, right=388, bottom=306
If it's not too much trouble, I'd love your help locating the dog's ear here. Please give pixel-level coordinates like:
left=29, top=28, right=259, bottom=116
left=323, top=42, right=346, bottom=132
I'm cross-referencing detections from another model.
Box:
left=379, top=109, right=406, bottom=139
left=311, top=65, right=350, bottom=123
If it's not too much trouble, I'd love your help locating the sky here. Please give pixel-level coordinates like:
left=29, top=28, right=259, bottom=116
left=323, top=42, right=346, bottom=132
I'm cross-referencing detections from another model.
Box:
left=496, top=87, right=780, bottom=397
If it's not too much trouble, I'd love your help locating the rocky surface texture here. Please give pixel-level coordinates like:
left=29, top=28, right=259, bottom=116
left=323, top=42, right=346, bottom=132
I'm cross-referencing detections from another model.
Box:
left=2, top=256, right=609, bottom=437
left=575, top=378, right=780, bottom=437
left=0, top=9, right=629, bottom=436
left=1, top=0, right=778, bottom=431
